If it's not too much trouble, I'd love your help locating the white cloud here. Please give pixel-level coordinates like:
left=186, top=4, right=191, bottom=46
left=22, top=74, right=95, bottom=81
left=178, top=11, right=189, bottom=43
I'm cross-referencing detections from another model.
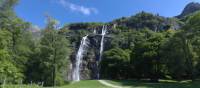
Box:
left=57, top=0, right=98, bottom=15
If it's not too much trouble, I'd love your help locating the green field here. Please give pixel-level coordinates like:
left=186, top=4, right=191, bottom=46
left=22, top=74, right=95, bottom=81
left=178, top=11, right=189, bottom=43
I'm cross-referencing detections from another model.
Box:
left=1, top=80, right=109, bottom=88
left=3, top=80, right=200, bottom=88
left=104, top=80, right=200, bottom=88
left=2, top=84, right=41, bottom=88
left=59, top=80, right=109, bottom=88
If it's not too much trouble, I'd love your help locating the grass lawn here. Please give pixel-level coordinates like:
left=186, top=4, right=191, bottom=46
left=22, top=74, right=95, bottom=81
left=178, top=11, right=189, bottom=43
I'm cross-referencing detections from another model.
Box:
left=3, top=80, right=200, bottom=88
left=57, top=80, right=200, bottom=88
left=0, top=80, right=109, bottom=88
left=59, top=80, right=110, bottom=88
left=2, top=84, right=41, bottom=88
left=105, top=79, right=200, bottom=88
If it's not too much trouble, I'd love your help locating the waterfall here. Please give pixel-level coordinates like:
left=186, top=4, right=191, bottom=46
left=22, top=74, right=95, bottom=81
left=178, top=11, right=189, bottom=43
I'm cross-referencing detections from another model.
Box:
left=72, top=35, right=89, bottom=81
left=71, top=26, right=107, bottom=81
left=97, top=26, right=107, bottom=79
left=99, top=26, right=107, bottom=61
left=93, top=29, right=97, bottom=34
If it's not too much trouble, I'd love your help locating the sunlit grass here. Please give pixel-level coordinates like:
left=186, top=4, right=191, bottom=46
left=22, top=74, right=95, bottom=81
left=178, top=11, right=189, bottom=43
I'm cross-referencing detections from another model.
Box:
left=59, top=80, right=109, bottom=88
left=2, top=84, right=41, bottom=88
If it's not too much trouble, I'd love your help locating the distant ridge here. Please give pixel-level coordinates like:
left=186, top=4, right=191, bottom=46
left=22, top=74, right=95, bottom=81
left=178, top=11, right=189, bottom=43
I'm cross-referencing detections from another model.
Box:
left=177, top=2, right=200, bottom=18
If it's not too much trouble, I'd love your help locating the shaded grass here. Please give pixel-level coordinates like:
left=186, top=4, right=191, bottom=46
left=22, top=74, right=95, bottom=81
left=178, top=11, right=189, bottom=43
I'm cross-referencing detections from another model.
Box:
left=2, top=80, right=200, bottom=88
left=105, top=79, right=200, bottom=88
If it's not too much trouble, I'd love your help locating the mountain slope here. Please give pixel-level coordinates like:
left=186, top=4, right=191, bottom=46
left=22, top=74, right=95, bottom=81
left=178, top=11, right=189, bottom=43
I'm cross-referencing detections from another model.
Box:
left=177, top=2, right=200, bottom=18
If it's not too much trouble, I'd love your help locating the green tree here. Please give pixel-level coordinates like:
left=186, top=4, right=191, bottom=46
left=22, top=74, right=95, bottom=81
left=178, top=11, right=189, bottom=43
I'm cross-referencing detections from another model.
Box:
left=0, top=0, right=34, bottom=83
left=0, top=29, right=23, bottom=83
left=100, top=48, right=130, bottom=79
left=160, top=13, right=200, bottom=80
left=0, top=0, right=19, bottom=29
left=131, top=29, right=165, bottom=82
left=28, top=17, right=70, bottom=86
left=161, top=31, right=197, bottom=80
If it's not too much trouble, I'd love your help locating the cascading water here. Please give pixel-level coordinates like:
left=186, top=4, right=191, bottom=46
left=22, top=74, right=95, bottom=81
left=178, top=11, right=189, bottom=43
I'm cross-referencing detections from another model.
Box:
left=99, top=26, right=107, bottom=61
left=72, top=35, right=89, bottom=81
left=71, top=26, right=107, bottom=81
left=97, top=26, right=107, bottom=79
left=93, top=29, right=97, bottom=34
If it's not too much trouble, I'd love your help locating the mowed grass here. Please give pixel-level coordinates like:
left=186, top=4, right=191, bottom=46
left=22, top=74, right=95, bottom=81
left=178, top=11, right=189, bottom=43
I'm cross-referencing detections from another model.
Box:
left=3, top=80, right=200, bottom=88
left=0, top=80, right=108, bottom=88
left=59, top=80, right=109, bottom=88
left=1, top=80, right=108, bottom=88
left=2, top=84, right=41, bottom=88
left=105, top=79, right=200, bottom=88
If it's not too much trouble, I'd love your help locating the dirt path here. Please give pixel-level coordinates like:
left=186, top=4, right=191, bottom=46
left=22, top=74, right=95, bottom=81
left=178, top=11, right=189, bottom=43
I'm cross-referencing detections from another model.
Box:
left=98, top=80, right=124, bottom=88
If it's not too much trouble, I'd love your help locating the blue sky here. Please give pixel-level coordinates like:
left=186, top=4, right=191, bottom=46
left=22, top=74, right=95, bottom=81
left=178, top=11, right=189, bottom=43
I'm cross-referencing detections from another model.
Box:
left=15, top=0, right=200, bottom=28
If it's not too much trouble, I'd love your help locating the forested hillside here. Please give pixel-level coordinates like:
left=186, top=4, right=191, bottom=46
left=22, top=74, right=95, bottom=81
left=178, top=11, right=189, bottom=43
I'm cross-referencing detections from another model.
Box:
left=1, top=0, right=200, bottom=87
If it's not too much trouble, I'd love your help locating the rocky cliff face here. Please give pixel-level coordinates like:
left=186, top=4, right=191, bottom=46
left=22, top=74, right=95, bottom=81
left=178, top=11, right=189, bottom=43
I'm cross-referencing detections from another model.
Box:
left=66, top=29, right=112, bottom=80
left=177, top=2, right=200, bottom=18
left=79, top=34, right=111, bottom=80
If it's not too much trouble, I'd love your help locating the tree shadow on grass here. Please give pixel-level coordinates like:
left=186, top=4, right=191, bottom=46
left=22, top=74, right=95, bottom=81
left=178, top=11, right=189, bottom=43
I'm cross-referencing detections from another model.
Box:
left=110, top=80, right=200, bottom=88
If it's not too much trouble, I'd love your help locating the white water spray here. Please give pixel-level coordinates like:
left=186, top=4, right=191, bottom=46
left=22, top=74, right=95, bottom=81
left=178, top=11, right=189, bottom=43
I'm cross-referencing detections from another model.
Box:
left=72, top=35, right=89, bottom=81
